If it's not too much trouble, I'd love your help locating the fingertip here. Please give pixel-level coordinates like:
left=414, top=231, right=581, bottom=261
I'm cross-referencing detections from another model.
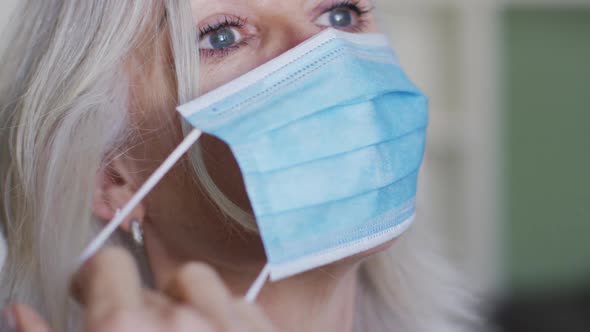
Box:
left=71, top=246, right=138, bottom=305
left=70, top=247, right=143, bottom=324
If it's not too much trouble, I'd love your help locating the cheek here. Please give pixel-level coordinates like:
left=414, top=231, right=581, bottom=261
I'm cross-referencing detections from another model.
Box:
left=365, top=19, right=379, bottom=33
left=199, top=134, right=253, bottom=213
left=125, top=47, right=187, bottom=181
left=199, top=47, right=262, bottom=94
left=130, top=47, right=254, bottom=215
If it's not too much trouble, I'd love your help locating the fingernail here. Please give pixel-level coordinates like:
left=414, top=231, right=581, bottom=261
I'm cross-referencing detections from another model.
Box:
left=1, top=306, right=17, bottom=332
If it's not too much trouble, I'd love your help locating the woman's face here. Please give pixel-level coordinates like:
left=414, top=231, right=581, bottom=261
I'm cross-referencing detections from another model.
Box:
left=195, top=0, right=377, bottom=93
left=124, top=0, right=379, bottom=284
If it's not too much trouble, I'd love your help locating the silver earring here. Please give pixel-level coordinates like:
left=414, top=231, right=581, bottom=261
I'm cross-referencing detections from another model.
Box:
left=130, top=219, right=144, bottom=246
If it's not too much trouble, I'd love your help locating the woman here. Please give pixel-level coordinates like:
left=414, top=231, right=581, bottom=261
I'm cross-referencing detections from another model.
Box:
left=0, top=0, right=480, bottom=331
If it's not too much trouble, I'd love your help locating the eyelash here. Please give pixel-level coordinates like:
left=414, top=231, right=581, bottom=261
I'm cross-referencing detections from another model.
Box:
left=198, top=1, right=373, bottom=59
left=325, top=0, right=372, bottom=16
left=198, top=16, right=246, bottom=38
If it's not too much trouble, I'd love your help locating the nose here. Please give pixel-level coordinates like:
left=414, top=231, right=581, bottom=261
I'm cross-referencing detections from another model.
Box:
left=257, top=15, right=323, bottom=65
left=281, top=22, right=321, bottom=49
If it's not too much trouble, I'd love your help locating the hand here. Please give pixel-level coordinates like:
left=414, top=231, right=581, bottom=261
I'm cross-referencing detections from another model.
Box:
left=9, top=247, right=276, bottom=332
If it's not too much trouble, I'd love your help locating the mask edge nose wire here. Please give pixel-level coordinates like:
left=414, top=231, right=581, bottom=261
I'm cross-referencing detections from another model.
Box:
left=77, top=128, right=203, bottom=266
left=245, top=263, right=271, bottom=303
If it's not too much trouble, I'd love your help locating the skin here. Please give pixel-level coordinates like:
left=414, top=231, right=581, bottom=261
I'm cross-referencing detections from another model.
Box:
left=10, top=0, right=390, bottom=331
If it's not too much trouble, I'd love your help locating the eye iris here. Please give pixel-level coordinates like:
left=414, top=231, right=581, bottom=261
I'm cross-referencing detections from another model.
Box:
left=329, top=8, right=353, bottom=27
left=209, top=28, right=236, bottom=49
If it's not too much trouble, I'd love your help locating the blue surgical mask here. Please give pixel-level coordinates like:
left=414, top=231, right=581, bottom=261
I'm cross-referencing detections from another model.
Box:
left=177, top=28, right=429, bottom=283
left=79, top=28, right=428, bottom=302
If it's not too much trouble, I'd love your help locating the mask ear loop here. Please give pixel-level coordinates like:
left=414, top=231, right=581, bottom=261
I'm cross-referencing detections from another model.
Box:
left=78, top=128, right=203, bottom=265
left=245, top=263, right=271, bottom=303
left=0, top=225, right=6, bottom=274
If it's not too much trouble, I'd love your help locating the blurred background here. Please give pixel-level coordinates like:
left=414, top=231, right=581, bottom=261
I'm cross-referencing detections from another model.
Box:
left=377, top=0, right=590, bottom=331
left=2, top=0, right=589, bottom=331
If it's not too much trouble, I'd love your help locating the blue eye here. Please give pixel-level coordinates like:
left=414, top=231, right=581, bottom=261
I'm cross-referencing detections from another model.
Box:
left=200, top=27, right=243, bottom=50
left=315, top=1, right=372, bottom=31
left=316, top=8, right=358, bottom=28
left=330, top=8, right=354, bottom=27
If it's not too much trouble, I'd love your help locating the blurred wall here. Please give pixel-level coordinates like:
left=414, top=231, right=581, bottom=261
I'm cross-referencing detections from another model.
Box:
left=380, top=0, right=590, bottom=299
left=503, top=7, right=590, bottom=294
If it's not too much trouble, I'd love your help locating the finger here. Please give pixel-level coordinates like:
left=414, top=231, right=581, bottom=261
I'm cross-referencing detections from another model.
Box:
left=162, top=306, right=215, bottom=332
left=71, top=247, right=143, bottom=324
left=165, top=262, right=238, bottom=330
left=11, top=304, right=53, bottom=332
left=234, top=299, right=276, bottom=332
left=142, top=290, right=171, bottom=312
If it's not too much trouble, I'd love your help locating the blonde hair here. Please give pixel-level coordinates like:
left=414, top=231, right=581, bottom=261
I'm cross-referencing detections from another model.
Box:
left=0, top=1, right=481, bottom=331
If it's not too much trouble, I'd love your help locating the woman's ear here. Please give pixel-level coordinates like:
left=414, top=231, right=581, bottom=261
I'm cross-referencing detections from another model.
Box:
left=92, top=158, right=146, bottom=232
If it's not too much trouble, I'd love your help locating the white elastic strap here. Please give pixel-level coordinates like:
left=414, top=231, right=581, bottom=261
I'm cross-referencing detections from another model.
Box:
left=78, top=128, right=203, bottom=265
left=0, top=226, right=6, bottom=273
left=244, top=263, right=271, bottom=303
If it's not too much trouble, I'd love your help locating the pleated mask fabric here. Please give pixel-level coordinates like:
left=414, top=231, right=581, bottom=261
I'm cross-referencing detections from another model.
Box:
left=178, top=28, right=429, bottom=281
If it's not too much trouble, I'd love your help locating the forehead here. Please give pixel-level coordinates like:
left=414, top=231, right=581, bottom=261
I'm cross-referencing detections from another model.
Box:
left=192, top=0, right=317, bottom=8
left=191, top=0, right=357, bottom=20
